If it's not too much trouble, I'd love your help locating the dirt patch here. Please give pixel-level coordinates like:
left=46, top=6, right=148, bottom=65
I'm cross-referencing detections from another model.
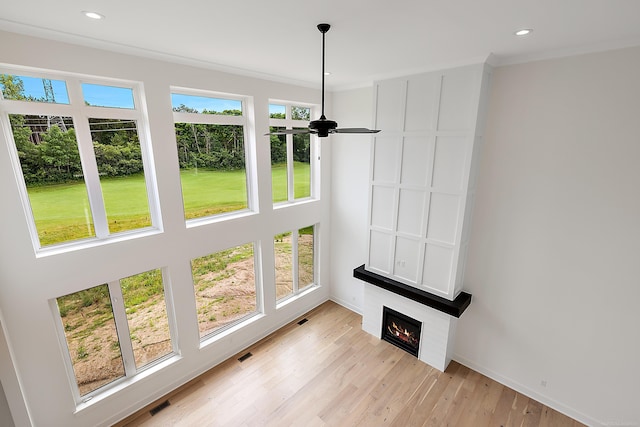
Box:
left=61, top=233, right=313, bottom=396
left=62, top=296, right=173, bottom=396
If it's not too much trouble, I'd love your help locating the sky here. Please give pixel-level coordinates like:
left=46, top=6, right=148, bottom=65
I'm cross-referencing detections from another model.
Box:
left=170, top=93, right=241, bottom=113
left=269, top=104, right=285, bottom=116
left=2, top=75, right=306, bottom=118
left=18, top=75, right=70, bottom=104
left=2, top=74, right=245, bottom=113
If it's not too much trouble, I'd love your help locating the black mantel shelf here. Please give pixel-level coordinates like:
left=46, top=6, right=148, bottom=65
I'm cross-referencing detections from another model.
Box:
left=353, top=265, right=472, bottom=318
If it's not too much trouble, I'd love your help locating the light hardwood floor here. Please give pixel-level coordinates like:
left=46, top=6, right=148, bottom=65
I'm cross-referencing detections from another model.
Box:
left=115, top=301, right=584, bottom=427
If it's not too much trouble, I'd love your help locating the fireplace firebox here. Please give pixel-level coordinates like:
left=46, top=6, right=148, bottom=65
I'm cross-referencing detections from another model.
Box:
left=381, top=306, right=422, bottom=357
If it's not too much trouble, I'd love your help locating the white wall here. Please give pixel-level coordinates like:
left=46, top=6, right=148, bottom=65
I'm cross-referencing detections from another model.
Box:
left=0, top=383, right=15, bottom=427
left=456, top=46, right=640, bottom=426
left=0, top=31, right=331, bottom=427
left=330, top=47, right=640, bottom=426
left=329, top=88, right=375, bottom=313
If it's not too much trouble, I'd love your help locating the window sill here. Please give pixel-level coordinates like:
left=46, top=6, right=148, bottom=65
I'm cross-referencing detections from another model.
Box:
left=273, top=198, right=317, bottom=210
left=199, top=311, right=265, bottom=350
left=35, top=227, right=163, bottom=258
left=185, top=209, right=257, bottom=229
left=73, top=353, right=181, bottom=414
left=276, top=284, right=320, bottom=310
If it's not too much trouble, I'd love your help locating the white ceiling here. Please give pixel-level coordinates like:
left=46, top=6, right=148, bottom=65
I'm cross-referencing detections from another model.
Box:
left=2, top=0, right=640, bottom=90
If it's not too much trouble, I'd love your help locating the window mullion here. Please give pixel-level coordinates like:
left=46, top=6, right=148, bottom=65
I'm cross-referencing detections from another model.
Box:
left=252, top=242, right=264, bottom=314
left=76, top=118, right=109, bottom=238
left=108, top=280, right=137, bottom=376
left=312, top=224, right=318, bottom=285
left=310, top=136, right=317, bottom=199
left=66, top=80, right=110, bottom=238
left=286, top=133, right=294, bottom=201
left=160, top=268, right=179, bottom=354
left=292, top=230, right=299, bottom=293
left=133, top=86, right=162, bottom=232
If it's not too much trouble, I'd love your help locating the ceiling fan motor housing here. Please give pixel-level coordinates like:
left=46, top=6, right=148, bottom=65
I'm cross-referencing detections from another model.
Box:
left=309, top=118, right=338, bottom=137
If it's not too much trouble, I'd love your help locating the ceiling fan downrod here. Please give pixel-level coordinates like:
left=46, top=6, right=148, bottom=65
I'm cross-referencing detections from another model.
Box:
left=318, top=23, right=330, bottom=120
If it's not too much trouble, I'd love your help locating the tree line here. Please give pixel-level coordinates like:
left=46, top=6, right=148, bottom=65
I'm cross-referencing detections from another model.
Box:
left=9, top=113, right=145, bottom=185
left=173, top=105, right=246, bottom=171
left=2, top=75, right=311, bottom=187
left=269, top=107, right=312, bottom=165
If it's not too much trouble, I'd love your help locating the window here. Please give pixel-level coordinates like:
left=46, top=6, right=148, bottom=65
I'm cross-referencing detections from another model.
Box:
left=269, top=103, right=315, bottom=203
left=53, top=268, right=175, bottom=399
left=191, top=243, right=259, bottom=339
left=274, top=225, right=316, bottom=302
left=0, top=72, right=159, bottom=249
left=82, top=83, right=135, bottom=109
left=172, top=90, right=251, bottom=220
left=0, top=74, right=69, bottom=103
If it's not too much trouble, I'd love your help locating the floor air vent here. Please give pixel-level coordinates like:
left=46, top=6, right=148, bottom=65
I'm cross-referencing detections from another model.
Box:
left=149, top=400, right=170, bottom=416
left=297, top=318, right=308, bottom=325
left=238, top=352, right=253, bottom=362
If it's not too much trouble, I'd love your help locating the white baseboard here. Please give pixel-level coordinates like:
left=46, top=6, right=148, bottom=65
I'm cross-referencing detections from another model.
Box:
left=329, top=296, right=362, bottom=315
left=453, top=354, right=602, bottom=427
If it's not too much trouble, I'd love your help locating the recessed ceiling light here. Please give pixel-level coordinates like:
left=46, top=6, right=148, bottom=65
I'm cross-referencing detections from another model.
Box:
left=83, top=11, right=105, bottom=20
left=514, top=29, right=532, bottom=36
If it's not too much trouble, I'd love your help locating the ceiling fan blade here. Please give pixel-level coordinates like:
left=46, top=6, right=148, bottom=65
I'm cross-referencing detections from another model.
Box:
left=333, top=128, right=381, bottom=134
left=265, top=129, right=314, bottom=136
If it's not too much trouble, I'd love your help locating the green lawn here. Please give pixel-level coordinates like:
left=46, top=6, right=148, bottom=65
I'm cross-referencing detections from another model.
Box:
left=180, top=168, right=249, bottom=219
left=28, top=163, right=311, bottom=246
left=28, top=174, right=152, bottom=245
left=272, top=162, right=311, bottom=202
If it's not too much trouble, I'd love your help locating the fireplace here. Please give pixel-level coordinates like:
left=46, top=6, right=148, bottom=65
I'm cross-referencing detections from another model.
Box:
left=354, top=265, right=472, bottom=371
left=381, top=306, right=421, bottom=357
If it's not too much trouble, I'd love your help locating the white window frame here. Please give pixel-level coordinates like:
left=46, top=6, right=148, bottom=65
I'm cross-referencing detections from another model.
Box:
left=49, top=267, right=178, bottom=406
left=191, top=241, right=264, bottom=346
left=0, top=66, right=162, bottom=254
left=171, top=87, right=257, bottom=225
left=268, top=101, right=319, bottom=203
left=275, top=224, right=318, bottom=305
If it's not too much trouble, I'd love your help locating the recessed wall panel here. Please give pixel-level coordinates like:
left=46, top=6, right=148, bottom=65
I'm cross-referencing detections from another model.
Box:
left=372, top=137, right=400, bottom=183
left=426, top=193, right=460, bottom=244
left=437, top=67, right=475, bottom=131
left=370, top=186, right=395, bottom=230
left=375, top=80, right=405, bottom=131
left=405, top=75, right=439, bottom=132
left=397, top=189, right=426, bottom=236
left=393, top=237, right=420, bottom=283
left=369, top=230, right=393, bottom=273
left=422, top=244, right=454, bottom=294
left=400, top=136, right=432, bottom=187
left=432, top=136, right=468, bottom=191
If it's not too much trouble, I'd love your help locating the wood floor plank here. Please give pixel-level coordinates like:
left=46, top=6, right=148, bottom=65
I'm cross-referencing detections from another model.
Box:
left=387, top=362, right=459, bottom=426
left=358, top=354, right=425, bottom=425
left=431, top=364, right=476, bottom=427
left=115, top=301, right=585, bottom=427
left=539, top=404, right=582, bottom=427
left=489, top=385, right=519, bottom=425
left=521, top=398, right=544, bottom=427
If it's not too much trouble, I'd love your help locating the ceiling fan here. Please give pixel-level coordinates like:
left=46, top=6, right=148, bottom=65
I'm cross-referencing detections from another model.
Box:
left=266, top=23, right=380, bottom=138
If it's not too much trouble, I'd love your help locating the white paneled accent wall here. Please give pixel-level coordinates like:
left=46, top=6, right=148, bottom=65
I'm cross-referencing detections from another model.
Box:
left=366, top=64, right=492, bottom=301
